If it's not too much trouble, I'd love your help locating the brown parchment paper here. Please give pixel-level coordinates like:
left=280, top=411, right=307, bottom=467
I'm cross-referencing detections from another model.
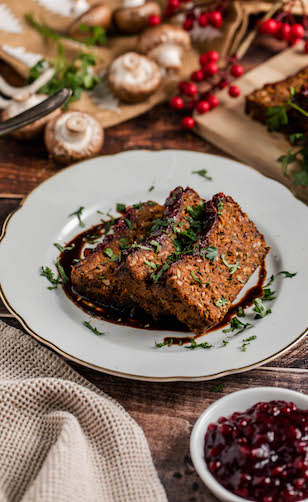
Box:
left=194, top=42, right=308, bottom=204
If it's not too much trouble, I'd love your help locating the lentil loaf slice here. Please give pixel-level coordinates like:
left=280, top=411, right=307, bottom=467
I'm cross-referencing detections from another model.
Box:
left=117, top=186, right=204, bottom=318
left=71, top=201, right=164, bottom=307
left=158, top=193, right=269, bottom=335
left=245, top=66, right=308, bottom=132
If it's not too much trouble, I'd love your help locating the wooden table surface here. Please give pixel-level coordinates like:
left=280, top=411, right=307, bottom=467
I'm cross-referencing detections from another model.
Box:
left=1, top=40, right=307, bottom=502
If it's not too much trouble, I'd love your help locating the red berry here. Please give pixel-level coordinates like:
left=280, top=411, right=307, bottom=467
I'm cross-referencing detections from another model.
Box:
left=305, top=40, right=308, bottom=53
left=203, top=61, right=218, bottom=76
left=198, top=13, right=208, bottom=27
left=277, top=23, right=291, bottom=41
left=291, top=23, right=304, bottom=40
left=191, top=70, right=204, bottom=82
left=259, top=18, right=278, bottom=35
left=169, top=96, right=184, bottom=110
left=184, top=82, right=198, bottom=97
left=181, top=116, right=195, bottom=129
left=209, top=11, right=223, bottom=29
left=230, top=64, right=244, bottom=78
left=183, top=18, right=194, bottom=31
left=219, top=79, right=229, bottom=89
left=168, top=0, right=180, bottom=9
left=208, top=94, right=219, bottom=108
left=199, top=53, right=209, bottom=66
left=196, top=100, right=210, bottom=114
left=178, top=81, right=188, bottom=93
left=147, top=15, right=161, bottom=26
left=228, top=85, right=241, bottom=98
left=207, top=50, right=219, bottom=62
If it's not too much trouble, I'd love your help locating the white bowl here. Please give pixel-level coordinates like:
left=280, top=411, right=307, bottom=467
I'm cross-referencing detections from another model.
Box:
left=190, top=387, right=308, bottom=502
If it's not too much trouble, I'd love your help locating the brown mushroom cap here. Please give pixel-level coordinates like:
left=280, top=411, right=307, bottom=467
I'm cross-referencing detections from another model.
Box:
left=67, top=3, right=112, bottom=37
left=44, top=111, right=104, bottom=164
left=1, top=94, right=61, bottom=141
left=114, top=1, right=161, bottom=34
left=139, top=24, right=191, bottom=53
left=107, top=52, right=161, bottom=103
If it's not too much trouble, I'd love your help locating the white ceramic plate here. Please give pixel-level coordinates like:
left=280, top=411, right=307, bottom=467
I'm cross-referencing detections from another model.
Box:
left=0, top=150, right=307, bottom=381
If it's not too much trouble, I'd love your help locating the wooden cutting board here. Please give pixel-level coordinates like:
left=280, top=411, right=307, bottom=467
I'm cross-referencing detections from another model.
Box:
left=194, top=42, right=308, bottom=204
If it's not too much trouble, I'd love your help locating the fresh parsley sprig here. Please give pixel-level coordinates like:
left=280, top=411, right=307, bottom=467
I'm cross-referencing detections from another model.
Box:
left=223, top=317, right=253, bottom=336
left=83, top=321, right=105, bottom=336
left=69, top=207, right=85, bottom=227
left=192, top=169, right=212, bottom=181
left=40, top=266, right=60, bottom=289
left=241, top=335, right=257, bottom=351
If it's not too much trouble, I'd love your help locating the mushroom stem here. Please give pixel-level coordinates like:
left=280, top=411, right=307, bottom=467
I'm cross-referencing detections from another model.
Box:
left=0, top=68, right=55, bottom=100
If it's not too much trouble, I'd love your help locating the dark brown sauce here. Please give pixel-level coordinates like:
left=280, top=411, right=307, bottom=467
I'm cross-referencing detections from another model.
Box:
left=60, top=221, right=267, bottom=343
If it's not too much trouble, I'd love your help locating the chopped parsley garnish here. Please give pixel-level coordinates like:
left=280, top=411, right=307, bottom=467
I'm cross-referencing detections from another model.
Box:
left=151, top=263, right=170, bottom=283
left=69, top=206, right=85, bottom=227
left=56, top=260, right=69, bottom=284
left=265, top=274, right=275, bottom=287
left=217, top=198, right=224, bottom=215
left=124, top=218, right=134, bottom=230
left=223, top=317, right=253, bottom=335
left=83, top=234, right=101, bottom=244
left=267, top=105, right=289, bottom=131
left=120, top=238, right=129, bottom=249
left=83, top=321, right=105, bottom=336
left=73, top=258, right=81, bottom=264
left=40, top=266, right=60, bottom=289
left=185, top=338, right=212, bottom=350
left=221, top=253, right=239, bottom=275
left=155, top=338, right=174, bottom=348
left=278, top=270, right=297, bottom=278
left=201, top=246, right=218, bottom=261
left=237, top=306, right=245, bottom=317
left=192, top=168, right=212, bottom=181
left=104, top=248, right=117, bottom=261
left=241, top=335, right=257, bottom=351
left=131, top=244, right=151, bottom=251
left=253, top=298, right=271, bottom=319
left=221, top=340, right=229, bottom=347
left=148, top=185, right=155, bottom=192
left=132, top=202, right=143, bottom=210
left=103, top=217, right=115, bottom=235
left=215, top=297, right=227, bottom=307
left=77, top=23, right=107, bottom=46
left=145, top=260, right=157, bottom=269
left=116, top=203, right=126, bottom=213
left=262, top=288, right=276, bottom=301
left=54, top=242, right=74, bottom=253
left=150, top=240, right=161, bottom=253
left=210, top=383, right=224, bottom=392
left=191, top=270, right=201, bottom=283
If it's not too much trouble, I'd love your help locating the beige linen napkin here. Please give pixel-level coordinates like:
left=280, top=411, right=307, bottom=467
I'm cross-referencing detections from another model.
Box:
left=0, top=320, right=167, bottom=502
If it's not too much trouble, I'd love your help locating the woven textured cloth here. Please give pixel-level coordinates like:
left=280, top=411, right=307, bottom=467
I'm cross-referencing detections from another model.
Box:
left=0, top=320, right=167, bottom=502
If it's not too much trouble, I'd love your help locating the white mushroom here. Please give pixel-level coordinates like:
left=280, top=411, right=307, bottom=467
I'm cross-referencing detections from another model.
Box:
left=114, top=1, right=161, bottom=34
left=139, top=24, right=190, bottom=71
left=44, top=111, right=104, bottom=164
left=67, top=3, right=112, bottom=38
left=0, top=67, right=54, bottom=101
left=107, top=52, right=161, bottom=103
left=1, top=94, right=61, bottom=140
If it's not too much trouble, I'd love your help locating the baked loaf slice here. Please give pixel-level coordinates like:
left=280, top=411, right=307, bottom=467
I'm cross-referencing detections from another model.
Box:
left=245, top=66, right=308, bottom=130
left=158, top=193, right=269, bottom=334
left=117, top=187, right=204, bottom=318
left=71, top=201, right=164, bottom=307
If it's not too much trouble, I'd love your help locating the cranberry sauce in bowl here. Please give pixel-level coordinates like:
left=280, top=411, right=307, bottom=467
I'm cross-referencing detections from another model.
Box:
left=204, top=400, right=308, bottom=502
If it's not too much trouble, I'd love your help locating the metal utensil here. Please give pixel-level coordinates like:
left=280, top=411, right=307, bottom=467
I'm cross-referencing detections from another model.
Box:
left=0, top=88, right=72, bottom=137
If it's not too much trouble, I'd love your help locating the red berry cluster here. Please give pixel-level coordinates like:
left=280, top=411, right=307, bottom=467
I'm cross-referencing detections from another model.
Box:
left=161, top=0, right=225, bottom=31
left=169, top=51, right=243, bottom=129
left=259, top=16, right=307, bottom=50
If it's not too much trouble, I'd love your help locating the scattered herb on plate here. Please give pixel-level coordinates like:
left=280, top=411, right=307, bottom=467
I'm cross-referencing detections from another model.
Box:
left=124, top=218, right=134, bottom=230
left=116, top=203, right=126, bottom=213
left=241, top=335, right=257, bottom=351
left=148, top=185, right=155, bottom=192
left=210, top=383, right=224, bottom=392
left=278, top=270, right=297, bottom=278
left=185, top=338, right=212, bottom=350
left=155, top=338, right=174, bottom=348
left=83, top=320, right=105, bottom=336
left=40, top=266, right=60, bottom=289
left=192, top=168, right=212, bottom=181
left=237, top=306, right=245, bottom=317
left=69, top=206, right=85, bottom=227
left=223, top=317, right=253, bottom=335
left=262, top=288, right=276, bottom=301
left=54, top=242, right=74, bottom=253
left=56, top=260, right=69, bottom=284
left=253, top=298, right=271, bottom=319
left=221, top=253, right=240, bottom=275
